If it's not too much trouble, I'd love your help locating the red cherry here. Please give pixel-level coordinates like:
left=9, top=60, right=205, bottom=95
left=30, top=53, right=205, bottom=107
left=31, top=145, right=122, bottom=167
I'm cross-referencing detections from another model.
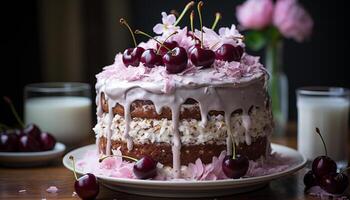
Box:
left=162, top=47, right=188, bottom=74
left=140, top=49, right=163, bottom=68
left=312, top=156, right=337, bottom=178
left=133, top=155, right=157, bottom=179
left=320, top=172, right=349, bottom=194
left=18, top=135, right=40, bottom=152
left=23, top=123, right=41, bottom=140
left=74, top=173, right=100, bottom=200
left=157, top=41, right=178, bottom=56
left=189, top=46, right=215, bottom=68
left=39, top=132, right=56, bottom=151
left=122, top=47, right=145, bottom=67
left=215, top=44, right=243, bottom=62
left=303, top=170, right=318, bottom=188
left=0, top=131, right=19, bottom=152
left=222, top=154, right=249, bottom=179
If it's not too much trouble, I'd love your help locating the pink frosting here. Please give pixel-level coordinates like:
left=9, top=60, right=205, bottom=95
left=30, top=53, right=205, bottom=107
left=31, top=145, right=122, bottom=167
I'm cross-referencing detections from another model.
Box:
left=76, top=149, right=298, bottom=181
left=96, top=27, right=266, bottom=92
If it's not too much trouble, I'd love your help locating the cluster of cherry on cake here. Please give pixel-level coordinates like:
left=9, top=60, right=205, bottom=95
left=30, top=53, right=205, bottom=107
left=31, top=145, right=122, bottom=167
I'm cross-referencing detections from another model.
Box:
left=303, top=128, right=349, bottom=194
left=0, top=97, right=56, bottom=152
left=120, top=1, right=244, bottom=74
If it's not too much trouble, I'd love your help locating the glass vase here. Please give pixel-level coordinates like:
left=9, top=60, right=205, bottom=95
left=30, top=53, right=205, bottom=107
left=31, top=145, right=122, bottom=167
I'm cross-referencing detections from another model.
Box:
left=265, top=40, right=289, bottom=135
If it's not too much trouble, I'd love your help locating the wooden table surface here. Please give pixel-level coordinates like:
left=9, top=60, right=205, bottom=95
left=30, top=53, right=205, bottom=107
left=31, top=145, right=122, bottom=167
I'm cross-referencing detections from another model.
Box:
left=1, top=123, right=349, bottom=200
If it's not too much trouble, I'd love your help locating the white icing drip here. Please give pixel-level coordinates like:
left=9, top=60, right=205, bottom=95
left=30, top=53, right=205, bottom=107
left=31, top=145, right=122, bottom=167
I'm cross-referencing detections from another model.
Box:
left=96, top=74, right=268, bottom=178
left=106, top=99, right=114, bottom=156
left=171, top=105, right=181, bottom=178
left=123, top=102, right=133, bottom=150
left=242, top=114, right=252, bottom=145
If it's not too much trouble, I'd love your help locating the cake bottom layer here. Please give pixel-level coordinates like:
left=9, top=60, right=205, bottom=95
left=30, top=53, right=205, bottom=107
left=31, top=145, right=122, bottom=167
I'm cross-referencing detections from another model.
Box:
left=98, top=136, right=269, bottom=166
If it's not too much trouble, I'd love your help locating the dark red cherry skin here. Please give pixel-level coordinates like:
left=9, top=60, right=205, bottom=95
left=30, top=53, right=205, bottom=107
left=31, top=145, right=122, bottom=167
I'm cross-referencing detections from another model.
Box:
left=163, top=47, right=188, bottom=74
left=187, top=44, right=200, bottom=56
left=215, top=44, right=244, bottom=62
left=74, top=173, right=99, bottom=200
left=303, top=170, right=318, bottom=188
left=18, top=135, right=40, bottom=152
left=320, top=173, right=349, bottom=194
left=23, top=123, right=41, bottom=140
left=140, top=49, right=163, bottom=68
left=122, top=47, right=145, bottom=67
left=186, top=31, right=200, bottom=42
left=133, top=155, right=157, bottom=179
left=222, top=155, right=249, bottom=179
left=39, top=132, right=56, bottom=151
left=189, top=46, right=215, bottom=68
left=0, top=131, right=19, bottom=152
left=312, top=156, right=337, bottom=178
left=157, top=41, right=178, bottom=56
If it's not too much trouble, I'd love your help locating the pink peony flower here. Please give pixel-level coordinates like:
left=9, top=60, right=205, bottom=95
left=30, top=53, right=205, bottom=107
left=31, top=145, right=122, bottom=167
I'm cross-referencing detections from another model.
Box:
left=273, top=0, right=313, bottom=42
left=236, top=0, right=274, bottom=30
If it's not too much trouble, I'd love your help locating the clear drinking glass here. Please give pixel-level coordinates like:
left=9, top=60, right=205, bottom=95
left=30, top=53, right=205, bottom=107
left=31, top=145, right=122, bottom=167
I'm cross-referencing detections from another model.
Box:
left=296, top=87, right=349, bottom=169
left=24, top=82, right=92, bottom=147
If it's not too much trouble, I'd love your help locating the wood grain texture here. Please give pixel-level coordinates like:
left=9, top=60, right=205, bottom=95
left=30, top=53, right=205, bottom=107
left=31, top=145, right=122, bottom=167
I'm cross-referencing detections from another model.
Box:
left=0, top=123, right=349, bottom=200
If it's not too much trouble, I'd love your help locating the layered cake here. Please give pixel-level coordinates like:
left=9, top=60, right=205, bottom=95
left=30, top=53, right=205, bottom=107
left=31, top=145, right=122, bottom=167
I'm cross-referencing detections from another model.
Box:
left=93, top=5, right=273, bottom=179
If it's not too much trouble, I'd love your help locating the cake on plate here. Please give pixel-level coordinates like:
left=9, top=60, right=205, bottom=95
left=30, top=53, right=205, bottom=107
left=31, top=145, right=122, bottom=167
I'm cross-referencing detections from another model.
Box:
left=93, top=3, right=273, bottom=179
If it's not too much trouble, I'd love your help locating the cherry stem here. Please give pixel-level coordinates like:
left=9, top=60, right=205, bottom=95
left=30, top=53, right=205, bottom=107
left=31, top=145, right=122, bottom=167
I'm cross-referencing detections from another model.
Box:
left=3, top=96, right=24, bottom=128
left=120, top=18, right=137, bottom=47
left=99, top=154, right=138, bottom=163
left=174, top=1, right=195, bottom=26
left=69, top=155, right=78, bottom=181
left=190, top=10, right=194, bottom=33
left=232, top=142, right=236, bottom=159
left=211, top=12, right=221, bottom=30
left=135, top=30, right=172, bottom=52
left=315, top=127, right=328, bottom=156
left=197, top=1, right=204, bottom=48
left=156, top=31, right=178, bottom=54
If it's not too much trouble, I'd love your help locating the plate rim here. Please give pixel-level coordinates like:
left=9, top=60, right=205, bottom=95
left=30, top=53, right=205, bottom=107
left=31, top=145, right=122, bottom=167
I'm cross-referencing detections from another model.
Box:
left=63, top=143, right=307, bottom=186
left=0, top=142, right=66, bottom=157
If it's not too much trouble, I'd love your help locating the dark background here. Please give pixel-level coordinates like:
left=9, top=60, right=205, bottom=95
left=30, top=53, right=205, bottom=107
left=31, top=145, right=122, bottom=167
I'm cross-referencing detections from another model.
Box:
left=0, top=0, right=348, bottom=127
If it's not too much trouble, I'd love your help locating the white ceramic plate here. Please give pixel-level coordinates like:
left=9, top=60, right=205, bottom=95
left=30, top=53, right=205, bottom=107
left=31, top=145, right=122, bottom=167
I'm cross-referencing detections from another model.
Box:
left=0, top=142, right=66, bottom=167
left=63, top=143, right=306, bottom=197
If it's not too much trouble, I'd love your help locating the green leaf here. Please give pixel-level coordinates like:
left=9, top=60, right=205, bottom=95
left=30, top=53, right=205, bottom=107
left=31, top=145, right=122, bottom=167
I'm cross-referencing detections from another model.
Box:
left=244, top=31, right=267, bottom=51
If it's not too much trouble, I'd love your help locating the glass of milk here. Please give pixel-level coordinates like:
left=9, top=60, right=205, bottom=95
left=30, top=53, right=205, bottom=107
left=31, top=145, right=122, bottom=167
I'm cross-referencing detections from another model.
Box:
left=297, top=87, right=349, bottom=169
left=24, top=82, right=92, bottom=148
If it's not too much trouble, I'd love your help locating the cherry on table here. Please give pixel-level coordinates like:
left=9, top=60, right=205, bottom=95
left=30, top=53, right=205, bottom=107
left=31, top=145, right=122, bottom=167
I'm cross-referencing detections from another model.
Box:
left=222, top=154, right=249, bottom=179
left=23, top=123, right=41, bottom=140
left=311, top=128, right=337, bottom=178
left=18, top=135, right=40, bottom=152
left=39, top=132, right=56, bottom=151
left=140, top=49, right=163, bottom=68
left=70, top=156, right=99, bottom=200
left=163, top=47, right=188, bottom=74
left=215, top=44, right=244, bottom=62
left=320, top=172, right=349, bottom=194
left=303, top=170, right=318, bottom=188
left=133, top=155, right=157, bottom=179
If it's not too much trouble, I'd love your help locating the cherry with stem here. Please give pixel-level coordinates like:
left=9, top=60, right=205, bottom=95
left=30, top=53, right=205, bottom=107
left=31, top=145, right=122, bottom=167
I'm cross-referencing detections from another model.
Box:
left=70, top=156, right=99, bottom=200
left=120, top=18, right=144, bottom=67
left=311, top=127, right=337, bottom=178
left=189, top=1, right=215, bottom=68
left=320, top=167, right=349, bottom=194
left=222, top=141, right=249, bottom=179
left=156, top=31, right=179, bottom=56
